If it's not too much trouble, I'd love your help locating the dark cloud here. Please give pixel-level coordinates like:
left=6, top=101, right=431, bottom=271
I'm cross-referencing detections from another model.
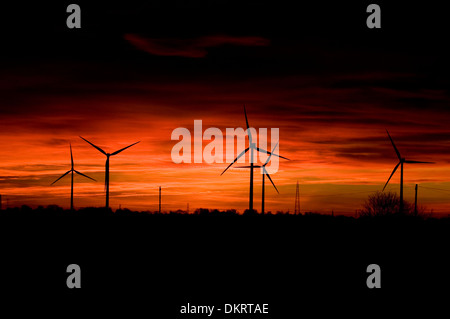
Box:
left=1, top=1, right=450, bottom=213
left=123, top=34, right=270, bottom=58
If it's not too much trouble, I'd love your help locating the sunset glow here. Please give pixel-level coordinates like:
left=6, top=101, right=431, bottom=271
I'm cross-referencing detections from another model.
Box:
left=1, top=74, right=449, bottom=214
left=1, top=3, right=450, bottom=215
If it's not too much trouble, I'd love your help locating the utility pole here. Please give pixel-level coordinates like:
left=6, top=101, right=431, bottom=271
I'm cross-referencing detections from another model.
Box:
left=0, top=194, right=2, bottom=211
left=294, top=181, right=300, bottom=214
left=159, top=186, right=161, bottom=213
left=187, top=203, right=189, bottom=214
left=414, top=184, right=418, bottom=216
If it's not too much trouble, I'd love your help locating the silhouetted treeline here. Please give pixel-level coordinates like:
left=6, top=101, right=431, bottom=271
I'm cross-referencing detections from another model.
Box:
left=1, top=204, right=449, bottom=224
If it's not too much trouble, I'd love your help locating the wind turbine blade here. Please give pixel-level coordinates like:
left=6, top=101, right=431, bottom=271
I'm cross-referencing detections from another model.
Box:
left=70, top=143, right=74, bottom=168
left=243, top=105, right=250, bottom=130
left=234, top=165, right=262, bottom=168
left=263, top=141, right=279, bottom=166
left=382, top=161, right=400, bottom=191
left=80, top=136, right=107, bottom=155
left=404, top=160, right=435, bottom=164
left=264, top=168, right=279, bottom=194
left=74, top=170, right=96, bottom=182
left=256, top=147, right=290, bottom=160
left=243, top=105, right=253, bottom=144
left=111, top=141, right=140, bottom=156
left=386, top=130, right=401, bottom=160
left=51, top=170, right=71, bottom=185
left=220, top=147, right=249, bottom=176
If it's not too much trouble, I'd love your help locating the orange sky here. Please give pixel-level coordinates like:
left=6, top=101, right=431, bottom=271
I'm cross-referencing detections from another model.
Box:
left=1, top=3, right=450, bottom=215
left=1, top=75, right=450, bottom=215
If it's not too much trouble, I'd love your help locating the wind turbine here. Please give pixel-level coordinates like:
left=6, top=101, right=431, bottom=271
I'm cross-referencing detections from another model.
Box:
left=221, top=106, right=289, bottom=212
left=51, top=144, right=96, bottom=210
left=235, top=141, right=280, bottom=214
left=382, top=130, right=434, bottom=213
left=80, top=136, right=140, bottom=209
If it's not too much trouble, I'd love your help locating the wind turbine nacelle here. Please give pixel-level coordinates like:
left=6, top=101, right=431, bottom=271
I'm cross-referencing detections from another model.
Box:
left=170, top=119, right=281, bottom=172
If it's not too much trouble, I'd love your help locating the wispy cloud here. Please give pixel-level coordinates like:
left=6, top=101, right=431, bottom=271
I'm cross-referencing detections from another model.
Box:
left=1, top=61, right=450, bottom=213
left=124, top=34, right=270, bottom=58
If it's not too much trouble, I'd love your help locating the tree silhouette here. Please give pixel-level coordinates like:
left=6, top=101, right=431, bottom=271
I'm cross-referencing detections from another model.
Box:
left=359, top=191, right=414, bottom=217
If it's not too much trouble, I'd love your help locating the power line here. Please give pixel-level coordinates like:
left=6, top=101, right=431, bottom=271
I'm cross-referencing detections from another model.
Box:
left=300, top=190, right=379, bottom=198
left=419, top=186, right=450, bottom=194
left=300, top=184, right=450, bottom=198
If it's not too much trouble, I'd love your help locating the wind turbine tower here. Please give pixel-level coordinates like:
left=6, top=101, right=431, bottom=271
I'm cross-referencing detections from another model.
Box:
left=235, top=141, right=282, bottom=214
left=51, top=144, right=96, bottom=210
left=80, top=137, right=140, bottom=209
left=383, top=130, right=434, bottom=213
left=221, top=106, right=289, bottom=212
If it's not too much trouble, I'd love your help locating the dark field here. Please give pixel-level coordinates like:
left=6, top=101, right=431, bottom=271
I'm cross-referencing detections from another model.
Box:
left=1, top=207, right=448, bottom=317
